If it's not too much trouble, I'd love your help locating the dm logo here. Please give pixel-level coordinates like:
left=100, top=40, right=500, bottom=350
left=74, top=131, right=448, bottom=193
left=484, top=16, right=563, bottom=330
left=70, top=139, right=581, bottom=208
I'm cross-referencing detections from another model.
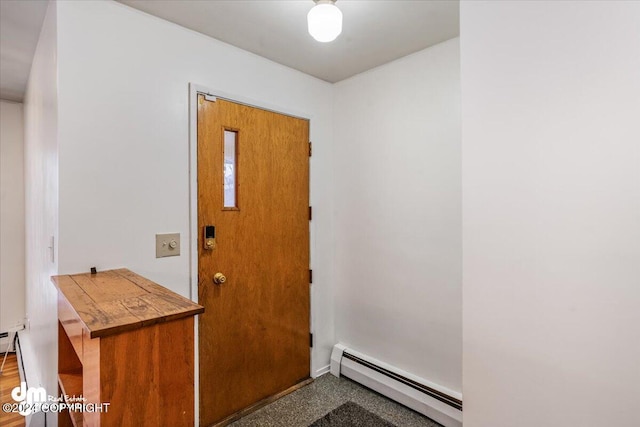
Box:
left=11, top=382, right=47, bottom=415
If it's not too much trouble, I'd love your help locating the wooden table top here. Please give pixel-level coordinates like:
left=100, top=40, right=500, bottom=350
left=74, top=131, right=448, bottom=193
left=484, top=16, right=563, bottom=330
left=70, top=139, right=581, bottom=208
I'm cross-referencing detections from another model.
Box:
left=52, top=268, right=204, bottom=338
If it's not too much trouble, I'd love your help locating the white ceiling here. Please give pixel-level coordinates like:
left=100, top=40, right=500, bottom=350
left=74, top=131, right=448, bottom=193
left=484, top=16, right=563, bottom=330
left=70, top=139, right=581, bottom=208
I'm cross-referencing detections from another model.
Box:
left=0, top=0, right=459, bottom=101
left=0, top=0, right=48, bottom=102
left=117, top=0, right=460, bottom=83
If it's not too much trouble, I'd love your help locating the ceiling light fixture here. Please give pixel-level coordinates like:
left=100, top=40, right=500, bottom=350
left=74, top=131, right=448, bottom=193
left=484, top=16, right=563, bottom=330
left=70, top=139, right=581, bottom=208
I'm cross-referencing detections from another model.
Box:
left=307, top=0, right=343, bottom=43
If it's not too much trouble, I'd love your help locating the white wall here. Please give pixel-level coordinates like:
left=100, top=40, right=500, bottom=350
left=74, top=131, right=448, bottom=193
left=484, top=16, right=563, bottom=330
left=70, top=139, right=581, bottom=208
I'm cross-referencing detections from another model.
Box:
left=333, top=38, right=461, bottom=393
left=21, top=1, right=58, bottom=425
left=461, top=1, right=640, bottom=426
left=55, top=0, right=335, bottom=377
left=0, top=100, right=25, bottom=350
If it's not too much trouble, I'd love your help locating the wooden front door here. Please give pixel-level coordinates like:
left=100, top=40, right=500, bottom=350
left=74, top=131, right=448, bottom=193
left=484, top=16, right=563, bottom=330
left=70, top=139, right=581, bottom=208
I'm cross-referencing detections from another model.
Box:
left=197, top=96, right=310, bottom=426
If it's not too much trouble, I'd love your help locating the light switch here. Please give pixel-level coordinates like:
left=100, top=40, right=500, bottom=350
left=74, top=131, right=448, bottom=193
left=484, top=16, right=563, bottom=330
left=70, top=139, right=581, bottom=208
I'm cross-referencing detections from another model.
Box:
left=156, top=233, right=180, bottom=258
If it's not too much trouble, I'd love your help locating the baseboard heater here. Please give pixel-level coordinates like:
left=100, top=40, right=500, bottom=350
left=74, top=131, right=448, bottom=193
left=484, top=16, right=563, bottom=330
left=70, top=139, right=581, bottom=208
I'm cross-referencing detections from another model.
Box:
left=14, top=333, right=26, bottom=385
left=330, top=344, right=462, bottom=427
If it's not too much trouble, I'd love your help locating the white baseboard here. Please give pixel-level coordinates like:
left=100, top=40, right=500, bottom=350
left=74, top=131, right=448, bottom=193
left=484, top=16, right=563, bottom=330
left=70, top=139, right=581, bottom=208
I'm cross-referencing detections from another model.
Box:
left=330, top=344, right=463, bottom=427
left=314, top=364, right=330, bottom=378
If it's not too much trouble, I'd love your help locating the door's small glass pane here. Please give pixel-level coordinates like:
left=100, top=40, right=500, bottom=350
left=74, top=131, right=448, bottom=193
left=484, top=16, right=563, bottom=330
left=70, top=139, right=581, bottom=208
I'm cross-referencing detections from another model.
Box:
left=223, top=130, right=237, bottom=208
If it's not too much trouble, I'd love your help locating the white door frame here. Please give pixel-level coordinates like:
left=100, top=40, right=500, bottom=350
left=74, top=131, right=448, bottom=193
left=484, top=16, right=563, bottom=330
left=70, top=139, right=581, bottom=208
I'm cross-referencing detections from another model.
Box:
left=188, top=82, right=315, bottom=426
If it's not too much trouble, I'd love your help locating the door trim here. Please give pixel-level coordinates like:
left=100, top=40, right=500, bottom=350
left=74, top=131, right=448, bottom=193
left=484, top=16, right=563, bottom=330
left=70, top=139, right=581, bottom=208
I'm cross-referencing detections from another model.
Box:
left=188, top=83, right=314, bottom=427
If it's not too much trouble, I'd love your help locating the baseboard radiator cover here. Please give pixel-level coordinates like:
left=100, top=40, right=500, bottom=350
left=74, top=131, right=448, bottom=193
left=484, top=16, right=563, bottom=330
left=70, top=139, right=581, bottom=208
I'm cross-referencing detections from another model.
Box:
left=15, top=333, right=46, bottom=427
left=14, top=333, right=25, bottom=384
left=330, top=344, right=462, bottom=427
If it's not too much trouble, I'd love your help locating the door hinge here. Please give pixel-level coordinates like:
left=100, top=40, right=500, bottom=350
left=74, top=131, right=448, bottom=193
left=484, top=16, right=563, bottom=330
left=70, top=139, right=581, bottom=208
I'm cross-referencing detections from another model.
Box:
left=309, top=269, right=313, bottom=284
left=309, top=206, right=312, bottom=221
left=310, top=333, right=313, bottom=348
left=309, top=141, right=312, bottom=157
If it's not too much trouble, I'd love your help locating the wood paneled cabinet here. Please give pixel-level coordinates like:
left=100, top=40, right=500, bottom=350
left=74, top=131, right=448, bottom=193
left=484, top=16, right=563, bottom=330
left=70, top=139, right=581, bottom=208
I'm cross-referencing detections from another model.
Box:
left=53, top=269, right=204, bottom=427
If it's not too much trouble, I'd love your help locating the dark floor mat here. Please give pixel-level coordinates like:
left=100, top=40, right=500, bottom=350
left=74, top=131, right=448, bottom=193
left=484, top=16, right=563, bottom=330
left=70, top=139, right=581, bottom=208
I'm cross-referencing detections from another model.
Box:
left=309, top=401, right=397, bottom=427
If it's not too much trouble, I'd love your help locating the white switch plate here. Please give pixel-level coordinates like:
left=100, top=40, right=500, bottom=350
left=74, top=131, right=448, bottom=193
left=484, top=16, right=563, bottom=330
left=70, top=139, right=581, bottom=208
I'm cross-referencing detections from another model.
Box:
left=156, top=233, right=180, bottom=258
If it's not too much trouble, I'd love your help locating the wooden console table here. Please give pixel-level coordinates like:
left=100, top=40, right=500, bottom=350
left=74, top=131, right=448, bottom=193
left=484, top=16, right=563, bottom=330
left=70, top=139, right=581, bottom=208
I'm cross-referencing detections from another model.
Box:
left=53, top=268, right=204, bottom=427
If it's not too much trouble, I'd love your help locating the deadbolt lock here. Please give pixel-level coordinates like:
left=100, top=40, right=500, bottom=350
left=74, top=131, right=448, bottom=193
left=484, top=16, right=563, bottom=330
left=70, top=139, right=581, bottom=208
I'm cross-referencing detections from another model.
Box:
left=213, top=273, right=227, bottom=285
left=204, top=225, right=216, bottom=250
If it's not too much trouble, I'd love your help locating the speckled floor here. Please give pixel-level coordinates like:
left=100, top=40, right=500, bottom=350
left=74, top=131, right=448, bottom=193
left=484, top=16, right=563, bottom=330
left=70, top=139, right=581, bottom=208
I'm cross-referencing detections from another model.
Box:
left=229, top=374, right=442, bottom=427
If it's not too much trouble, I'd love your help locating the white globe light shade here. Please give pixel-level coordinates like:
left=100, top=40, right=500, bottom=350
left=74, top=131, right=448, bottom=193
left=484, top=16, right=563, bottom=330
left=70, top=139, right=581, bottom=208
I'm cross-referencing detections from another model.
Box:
left=307, top=2, right=343, bottom=42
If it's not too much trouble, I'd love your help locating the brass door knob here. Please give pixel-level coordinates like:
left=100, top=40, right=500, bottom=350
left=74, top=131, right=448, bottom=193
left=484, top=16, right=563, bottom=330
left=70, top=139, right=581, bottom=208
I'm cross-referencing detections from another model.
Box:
left=213, top=273, right=227, bottom=285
